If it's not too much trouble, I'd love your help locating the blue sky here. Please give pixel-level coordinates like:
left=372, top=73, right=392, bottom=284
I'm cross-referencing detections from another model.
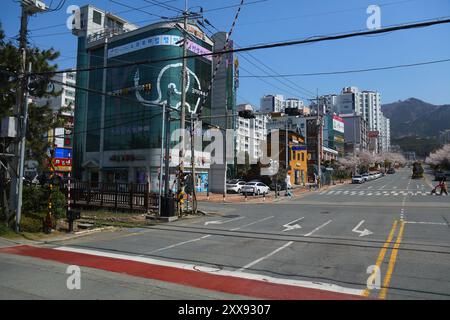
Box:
left=2, top=0, right=450, bottom=106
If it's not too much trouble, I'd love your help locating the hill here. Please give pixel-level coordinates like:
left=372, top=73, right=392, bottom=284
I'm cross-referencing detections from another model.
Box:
left=382, top=98, right=450, bottom=138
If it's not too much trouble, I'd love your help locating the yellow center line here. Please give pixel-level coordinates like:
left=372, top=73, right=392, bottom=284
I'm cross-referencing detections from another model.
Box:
left=362, top=220, right=398, bottom=297
left=378, top=220, right=406, bottom=299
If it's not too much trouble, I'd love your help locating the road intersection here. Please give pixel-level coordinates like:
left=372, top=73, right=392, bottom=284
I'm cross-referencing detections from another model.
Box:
left=1, top=168, right=449, bottom=299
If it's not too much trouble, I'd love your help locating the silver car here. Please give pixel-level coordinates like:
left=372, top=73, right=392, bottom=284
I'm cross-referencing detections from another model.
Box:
left=241, top=182, right=270, bottom=196
left=226, top=180, right=246, bottom=193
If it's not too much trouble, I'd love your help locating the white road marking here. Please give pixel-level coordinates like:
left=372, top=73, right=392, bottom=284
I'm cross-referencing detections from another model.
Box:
left=404, top=221, right=449, bottom=226
left=304, top=220, right=333, bottom=237
left=238, top=241, right=294, bottom=272
left=281, top=217, right=305, bottom=232
left=55, top=246, right=363, bottom=296
left=352, top=220, right=373, bottom=237
left=148, top=235, right=211, bottom=254
left=230, top=216, right=274, bottom=231
left=205, top=216, right=245, bottom=226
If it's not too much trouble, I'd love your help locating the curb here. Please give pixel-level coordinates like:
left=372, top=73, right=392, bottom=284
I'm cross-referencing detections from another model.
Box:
left=0, top=226, right=118, bottom=246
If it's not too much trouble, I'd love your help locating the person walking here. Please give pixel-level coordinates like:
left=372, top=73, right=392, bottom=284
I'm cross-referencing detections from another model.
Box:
left=440, top=178, right=448, bottom=196
left=285, top=175, right=293, bottom=198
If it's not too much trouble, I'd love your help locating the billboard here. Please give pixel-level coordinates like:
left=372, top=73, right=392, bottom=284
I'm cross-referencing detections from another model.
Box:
left=55, top=147, right=72, bottom=159
left=368, top=131, right=379, bottom=138
left=52, top=158, right=72, bottom=172
left=332, top=115, right=345, bottom=133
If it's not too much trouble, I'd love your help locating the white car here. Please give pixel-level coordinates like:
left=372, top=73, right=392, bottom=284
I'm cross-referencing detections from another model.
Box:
left=226, top=180, right=246, bottom=193
left=352, top=175, right=364, bottom=184
left=241, top=182, right=270, bottom=196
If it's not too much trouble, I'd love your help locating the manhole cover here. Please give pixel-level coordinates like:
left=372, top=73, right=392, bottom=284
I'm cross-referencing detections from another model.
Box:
left=193, top=265, right=223, bottom=273
left=223, top=214, right=240, bottom=218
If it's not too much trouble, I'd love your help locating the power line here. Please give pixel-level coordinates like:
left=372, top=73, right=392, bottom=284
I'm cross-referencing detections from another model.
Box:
left=28, top=0, right=180, bottom=32
left=202, top=0, right=269, bottom=13
left=29, top=16, right=450, bottom=76
left=238, top=58, right=450, bottom=78
left=142, top=0, right=183, bottom=13
left=109, top=0, right=172, bottom=19
left=202, top=21, right=316, bottom=99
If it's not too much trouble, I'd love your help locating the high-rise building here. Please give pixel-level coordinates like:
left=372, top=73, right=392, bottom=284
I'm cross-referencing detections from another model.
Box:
left=209, top=32, right=237, bottom=193
left=72, top=5, right=214, bottom=190
left=340, top=114, right=368, bottom=154
left=260, top=95, right=306, bottom=114
left=260, top=94, right=285, bottom=113
left=235, top=104, right=268, bottom=161
left=322, top=87, right=390, bottom=153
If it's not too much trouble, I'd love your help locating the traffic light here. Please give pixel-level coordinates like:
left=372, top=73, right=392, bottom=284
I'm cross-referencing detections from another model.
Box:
left=238, top=110, right=256, bottom=119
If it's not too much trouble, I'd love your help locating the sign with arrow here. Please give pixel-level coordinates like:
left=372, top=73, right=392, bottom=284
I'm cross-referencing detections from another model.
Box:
left=352, top=220, right=373, bottom=237
left=282, top=217, right=304, bottom=232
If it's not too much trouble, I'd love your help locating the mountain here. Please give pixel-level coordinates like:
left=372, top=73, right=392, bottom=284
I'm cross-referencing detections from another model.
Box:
left=382, top=98, right=450, bottom=139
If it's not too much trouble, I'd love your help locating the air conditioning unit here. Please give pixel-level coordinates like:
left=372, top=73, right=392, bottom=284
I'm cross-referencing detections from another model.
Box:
left=1, top=117, right=17, bottom=138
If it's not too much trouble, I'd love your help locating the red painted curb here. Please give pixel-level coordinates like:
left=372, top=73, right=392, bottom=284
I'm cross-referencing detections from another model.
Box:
left=0, top=245, right=364, bottom=300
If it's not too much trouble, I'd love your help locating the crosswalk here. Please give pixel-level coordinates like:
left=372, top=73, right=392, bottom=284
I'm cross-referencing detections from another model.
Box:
left=318, top=190, right=432, bottom=197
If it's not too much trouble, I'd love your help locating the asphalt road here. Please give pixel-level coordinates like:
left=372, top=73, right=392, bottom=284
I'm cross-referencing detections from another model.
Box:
left=1, top=168, right=449, bottom=300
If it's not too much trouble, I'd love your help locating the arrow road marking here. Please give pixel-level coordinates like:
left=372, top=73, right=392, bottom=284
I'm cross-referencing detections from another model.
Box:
left=282, top=217, right=305, bottom=232
left=205, top=216, right=245, bottom=226
left=352, top=220, right=373, bottom=237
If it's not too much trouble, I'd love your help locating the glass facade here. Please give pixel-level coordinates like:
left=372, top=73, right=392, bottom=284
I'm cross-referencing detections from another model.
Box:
left=73, top=37, right=88, bottom=179
left=73, top=23, right=213, bottom=182
left=104, top=27, right=212, bottom=151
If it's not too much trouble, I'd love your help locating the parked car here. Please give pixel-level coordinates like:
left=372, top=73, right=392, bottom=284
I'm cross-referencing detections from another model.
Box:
left=226, top=179, right=246, bottom=193
left=375, top=172, right=382, bottom=179
left=352, top=175, right=365, bottom=184
left=368, top=173, right=377, bottom=180
left=361, top=173, right=369, bottom=182
left=241, top=182, right=270, bottom=196
left=387, top=168, right=396, bottom=174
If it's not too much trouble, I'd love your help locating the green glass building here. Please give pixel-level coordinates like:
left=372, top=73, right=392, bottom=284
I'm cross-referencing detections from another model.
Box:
left=72, top=5, right=214, bottom=191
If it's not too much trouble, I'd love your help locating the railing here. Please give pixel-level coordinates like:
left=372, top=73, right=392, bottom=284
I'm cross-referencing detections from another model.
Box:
left=64, top=181, right=160, bottom=213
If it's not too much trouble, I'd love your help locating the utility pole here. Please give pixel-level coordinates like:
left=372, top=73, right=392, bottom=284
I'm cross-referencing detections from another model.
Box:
left=11, top=1, right=47, bottom=231
left=190, top=114, right=197, bottom=214
left=15, top=62, right=32, bottom=232
left=158, top=102, right=166, bottom=217
left=316, top=93, right=322, bottom=190
left=9, top=4, right=29, bottom=231
left=178, top=1, right=189, bottom=206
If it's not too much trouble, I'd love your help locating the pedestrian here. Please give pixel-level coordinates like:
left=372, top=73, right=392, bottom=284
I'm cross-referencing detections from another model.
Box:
left=440, top=178, right=448, bottom=196
left=285, top=175, right=293, bottom=198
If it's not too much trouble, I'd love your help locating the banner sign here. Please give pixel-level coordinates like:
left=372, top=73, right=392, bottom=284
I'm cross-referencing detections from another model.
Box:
left=332, top=115, right=345, bottom=133
left=108, top=35, right=212, bottom=60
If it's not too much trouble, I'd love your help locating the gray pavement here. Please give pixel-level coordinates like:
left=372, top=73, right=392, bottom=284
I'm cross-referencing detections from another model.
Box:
left=1, top=168, right=449, bottom=299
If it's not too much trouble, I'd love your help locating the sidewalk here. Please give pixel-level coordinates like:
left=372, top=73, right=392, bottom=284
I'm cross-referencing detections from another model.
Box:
left=196, top=180, right=351, bottom=204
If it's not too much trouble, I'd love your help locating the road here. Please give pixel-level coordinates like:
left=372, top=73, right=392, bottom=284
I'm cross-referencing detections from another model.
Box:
left=1, top=168, right=449, bottom=300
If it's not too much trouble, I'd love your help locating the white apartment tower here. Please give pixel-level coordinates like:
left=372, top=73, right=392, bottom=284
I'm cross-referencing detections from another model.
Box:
left=323, top=87, right=391, bottom=153
left=236, top=104, right=268, bottom=161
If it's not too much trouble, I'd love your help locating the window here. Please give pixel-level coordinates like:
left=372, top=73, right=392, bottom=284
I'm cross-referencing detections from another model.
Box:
left=93, top=10, right=102, bottom=25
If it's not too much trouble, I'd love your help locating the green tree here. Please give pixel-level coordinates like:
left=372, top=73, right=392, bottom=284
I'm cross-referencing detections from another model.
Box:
left=0, top=22, right=64, bottom=221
